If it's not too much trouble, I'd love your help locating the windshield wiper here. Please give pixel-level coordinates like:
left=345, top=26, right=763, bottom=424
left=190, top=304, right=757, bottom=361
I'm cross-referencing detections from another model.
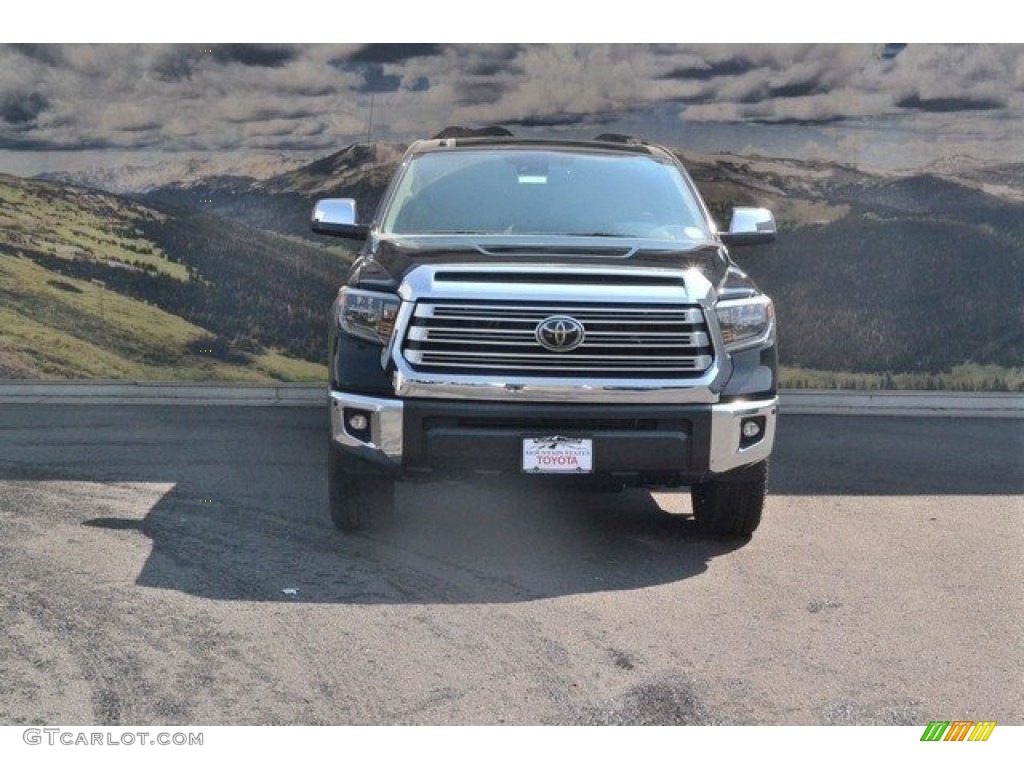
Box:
left=560, top=231, right=630, bottom=238
left=416, top=230, right=487, bottom=235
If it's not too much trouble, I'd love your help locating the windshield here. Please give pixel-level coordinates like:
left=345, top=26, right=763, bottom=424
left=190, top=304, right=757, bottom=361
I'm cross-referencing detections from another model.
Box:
left=381, top=148, right=711, bottom=241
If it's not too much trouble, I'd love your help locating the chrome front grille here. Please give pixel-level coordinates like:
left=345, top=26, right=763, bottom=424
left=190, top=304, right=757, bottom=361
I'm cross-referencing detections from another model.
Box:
left=400, top=300, right=714, bottom=377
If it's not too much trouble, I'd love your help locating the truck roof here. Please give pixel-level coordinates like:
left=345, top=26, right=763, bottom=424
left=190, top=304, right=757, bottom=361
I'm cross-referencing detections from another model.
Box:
left=407, top=133, right=670, bottom=160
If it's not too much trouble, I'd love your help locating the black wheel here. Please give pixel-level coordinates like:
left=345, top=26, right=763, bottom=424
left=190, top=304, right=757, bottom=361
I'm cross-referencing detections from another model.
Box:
left=327, top=440, right=395, bottom=532
left=690, top=460, right=768, bottom=537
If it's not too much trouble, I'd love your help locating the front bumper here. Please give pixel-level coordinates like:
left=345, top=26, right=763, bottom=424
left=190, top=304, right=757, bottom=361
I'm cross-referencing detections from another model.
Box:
left=329, top=390, right=776, bottom=482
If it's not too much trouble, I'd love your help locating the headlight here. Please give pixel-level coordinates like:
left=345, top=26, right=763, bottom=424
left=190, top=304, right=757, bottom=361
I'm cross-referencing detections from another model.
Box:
left=337, top=288, right=400, bottom=345
left=715, top=296, right=775, bottom=352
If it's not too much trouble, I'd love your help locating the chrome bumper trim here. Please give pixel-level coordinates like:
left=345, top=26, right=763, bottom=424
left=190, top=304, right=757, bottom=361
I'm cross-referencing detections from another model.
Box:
left=329, top=391, right=404, bottom=467
left=708, top=397, right=778, bottom=473
left=392, top=371, right=720, bottom=403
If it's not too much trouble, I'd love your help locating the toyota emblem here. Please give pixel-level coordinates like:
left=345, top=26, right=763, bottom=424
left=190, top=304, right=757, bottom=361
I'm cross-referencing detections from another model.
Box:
left=535, top=316, right=585, bottom=352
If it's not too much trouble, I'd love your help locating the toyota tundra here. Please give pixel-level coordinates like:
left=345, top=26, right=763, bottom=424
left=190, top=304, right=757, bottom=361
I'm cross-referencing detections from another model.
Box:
left=312, top=132, right=778, bottom=537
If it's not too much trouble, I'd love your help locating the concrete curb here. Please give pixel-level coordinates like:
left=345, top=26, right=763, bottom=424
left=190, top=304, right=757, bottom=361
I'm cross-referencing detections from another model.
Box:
left=0, top=382, right=1020, bottom=416
left=779, top=390, right=1023, bottom=418
left=0, top=382, right=325, bottom=406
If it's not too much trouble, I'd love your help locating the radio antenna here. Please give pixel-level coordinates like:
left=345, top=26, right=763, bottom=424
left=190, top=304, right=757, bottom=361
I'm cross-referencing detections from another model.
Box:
left=366, top=92, right=375, bottom=142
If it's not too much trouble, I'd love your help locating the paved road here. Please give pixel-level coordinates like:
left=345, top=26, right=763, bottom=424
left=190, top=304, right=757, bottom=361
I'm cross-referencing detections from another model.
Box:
left=0, top=405, right=1021, bottom=725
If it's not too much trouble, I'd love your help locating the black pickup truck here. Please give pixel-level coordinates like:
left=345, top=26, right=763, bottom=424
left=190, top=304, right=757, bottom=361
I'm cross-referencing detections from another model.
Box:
left=312, top=132, right=778, bottom=537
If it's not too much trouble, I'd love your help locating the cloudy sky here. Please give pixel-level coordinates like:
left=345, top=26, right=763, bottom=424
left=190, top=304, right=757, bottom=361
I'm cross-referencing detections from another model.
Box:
left=1, top=43, right=1021, bottom=176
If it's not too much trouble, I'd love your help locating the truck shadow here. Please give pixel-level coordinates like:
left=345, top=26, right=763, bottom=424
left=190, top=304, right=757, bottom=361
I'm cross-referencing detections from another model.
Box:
left=2, top=405, right=1019, bottom=606
left=80, top=478, right=745, bottom=605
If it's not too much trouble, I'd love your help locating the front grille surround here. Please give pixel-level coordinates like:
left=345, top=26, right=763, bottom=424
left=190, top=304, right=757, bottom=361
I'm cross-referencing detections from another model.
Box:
left=388, top=263, right=724, bottom=402
left=400, top=298, right=714, bottom=378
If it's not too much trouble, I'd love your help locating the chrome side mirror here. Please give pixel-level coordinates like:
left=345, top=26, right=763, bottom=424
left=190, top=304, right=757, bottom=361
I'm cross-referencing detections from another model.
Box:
left=311, top=198, right=369, bottom=240
left=721, top=207, right=777, bottom=247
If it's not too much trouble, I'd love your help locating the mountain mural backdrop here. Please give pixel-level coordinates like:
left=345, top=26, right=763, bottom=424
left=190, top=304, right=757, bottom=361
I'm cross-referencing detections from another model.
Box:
left=3, top=141, right=1022, bottom=389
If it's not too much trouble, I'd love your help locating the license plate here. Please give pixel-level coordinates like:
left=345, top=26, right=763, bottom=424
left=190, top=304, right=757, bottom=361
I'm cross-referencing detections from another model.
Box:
left=522, top=436, right=593, bottom=473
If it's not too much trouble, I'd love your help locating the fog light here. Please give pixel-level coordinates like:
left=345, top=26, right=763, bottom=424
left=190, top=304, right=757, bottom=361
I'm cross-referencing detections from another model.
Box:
left=343, top=408, right=372, bottom=442
left=739, top=416, right=766, bottom=448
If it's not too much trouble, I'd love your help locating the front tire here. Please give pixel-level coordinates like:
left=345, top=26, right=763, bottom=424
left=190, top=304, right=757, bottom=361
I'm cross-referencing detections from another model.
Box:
left=327, top=440, right=395, bottom=532
left=690, top=460, right=768, bottom=537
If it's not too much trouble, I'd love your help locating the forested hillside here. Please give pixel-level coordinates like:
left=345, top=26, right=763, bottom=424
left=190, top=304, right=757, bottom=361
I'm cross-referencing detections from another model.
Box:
left=0, top=174, right=343, bottom=380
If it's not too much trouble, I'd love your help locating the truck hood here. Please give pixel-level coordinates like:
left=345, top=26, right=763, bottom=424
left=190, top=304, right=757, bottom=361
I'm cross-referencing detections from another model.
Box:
left=347, top=234, right=733, bottom=292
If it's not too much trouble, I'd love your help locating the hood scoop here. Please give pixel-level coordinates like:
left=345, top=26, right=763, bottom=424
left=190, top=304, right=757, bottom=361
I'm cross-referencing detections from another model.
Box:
left=476, top=244, right=635, bottom=258
left=433, top=270, right=685, bottom=287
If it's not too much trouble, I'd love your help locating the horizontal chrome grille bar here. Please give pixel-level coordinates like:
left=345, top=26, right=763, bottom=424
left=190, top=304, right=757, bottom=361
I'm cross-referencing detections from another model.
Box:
left=407, top=350, right=711, bottom=362
left=414, top=327, right=706, bottom=335
left=408, top=329, right=710, bottom=348
left=410, top=339, right=708, bottom=349
left=410, top=359, right=713, bottom=372
left=416, top=304, right=704, bottom=323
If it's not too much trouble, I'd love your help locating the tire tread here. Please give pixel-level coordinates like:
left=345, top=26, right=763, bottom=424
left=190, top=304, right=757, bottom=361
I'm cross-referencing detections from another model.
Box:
left=690, top=460, right=768, bottom=537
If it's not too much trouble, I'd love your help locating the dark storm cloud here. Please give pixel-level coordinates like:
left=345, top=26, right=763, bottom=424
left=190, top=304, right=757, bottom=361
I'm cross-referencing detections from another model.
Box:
left=354, top=63, right=401, bottom=94
left=465, top=60, right=519, bottom=77
left=1, top=44, right=1021, bottom=174
left=122, top=121, right=162, bottom=133
left=8, top=44, right=66, bottom=67
left=285, top=82, right=338, bottom=98
left=346, top=44, right=445, bottom=64
left=211, top=44, right=297, bottom=68
left=507, top=114, right=584, bottom=128
left=330, top=47, right=438, bottom=95
left=155, top=44, right=300, bottom=82
left=0, top=134, right=124, bottom=151
left=449, top=45, right=525, bottom=106
left=769, top=79, right=829, bottom=99
left=1, top=92, right=50, bottom=128
left=457, top=44, right=526, bottom=77
left=735, top=88, right=766, bottom=105
left=456, top=81, right=506, bottom=106
left=896, top=94, right=1005, bottom=112
left=659, top=56, right=759, bottom=81
left=661, top=91, right=717, bottom=107
left=507, top=112, right=616, bottom=128
left=746, top=115, right=848, bottom=126
left=223, top=106, right=321, bottom=125
left=153, top=49, right=194, bottom=82
left=881, top=44, right=908, bottom=60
